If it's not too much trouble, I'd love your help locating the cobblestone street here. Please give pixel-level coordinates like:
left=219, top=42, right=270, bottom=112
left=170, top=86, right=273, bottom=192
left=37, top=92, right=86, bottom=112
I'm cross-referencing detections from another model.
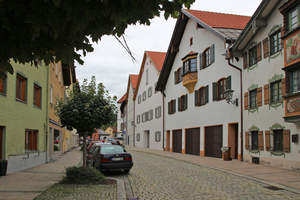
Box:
left=126, top=150, right=300, bottom=200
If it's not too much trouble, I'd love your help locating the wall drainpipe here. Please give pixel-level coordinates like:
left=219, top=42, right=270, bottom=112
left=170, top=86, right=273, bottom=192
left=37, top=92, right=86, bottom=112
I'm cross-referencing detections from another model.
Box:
left=227, top=59, right=243, bottom=161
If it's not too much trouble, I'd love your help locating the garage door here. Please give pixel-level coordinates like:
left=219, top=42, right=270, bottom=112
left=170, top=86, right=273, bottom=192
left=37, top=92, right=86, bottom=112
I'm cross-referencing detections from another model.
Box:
left=172, top=130, right=182, bottom=153
left=186, top=128, right=200, bottom=156
left=205, top=126, right=222, bottom=158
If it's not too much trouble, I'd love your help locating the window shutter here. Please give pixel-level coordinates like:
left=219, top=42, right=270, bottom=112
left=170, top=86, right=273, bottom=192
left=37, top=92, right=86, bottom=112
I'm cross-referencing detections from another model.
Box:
left=280, top=27, right=285, bottom=47
left=264, top=84, right=269, bottom=105
left=199, top=53, right=203, bottom=70
left=244, top=92, right=249, bottom=110
left=256, top=42, right=262, bottom=62
left=226, top=75, right=231, bottom=90
left=21, top=79, right=26, bottom=101
left=205, top=85, right=209, bottom=103
left=281, top=78, right=286, bottom=96
left=257, top=87, right=262, bottom=107
left=258, top=131, right=264, bottom=150
left=194, top=90, right=198, bottom=106
left=168, top=102, right=170, bottom=114
left=210, top=44, right=215, bottom=64
left=185, top=94, right=188, bottom=110
left=283, top=130, right=290, bottom=153
left=178, top=97, right=180, bottom=111
left=265, top=131, right=271, bottom=151
left=245, top=132, right=249, bottom=150
left=263, top=37, right=269, bottom=58
left=173, top=99, right=176, bottom=113
left=174, top=71, right=177, bottom=84
left=213, top=82, right=217, bottom=101
left=180, top=67, right=183, bottom=81
left=243, top=52, right=248, bottom=69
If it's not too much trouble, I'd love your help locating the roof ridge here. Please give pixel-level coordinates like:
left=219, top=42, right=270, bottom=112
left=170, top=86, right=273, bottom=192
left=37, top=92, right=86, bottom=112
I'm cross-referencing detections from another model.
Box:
left=185, top=9, right=251, bottom=17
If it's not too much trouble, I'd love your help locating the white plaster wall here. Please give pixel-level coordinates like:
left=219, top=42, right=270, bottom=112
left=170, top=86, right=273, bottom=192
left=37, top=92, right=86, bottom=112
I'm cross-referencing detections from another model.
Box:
left=127, top=84, right=135, bottom=146
left=117, top=102, right=122, bottom=132
left=135, top=56, right=164, bottom=150
left=164, top=19, right=242, bottom=153
left=242, top=1, right=300, bottom=166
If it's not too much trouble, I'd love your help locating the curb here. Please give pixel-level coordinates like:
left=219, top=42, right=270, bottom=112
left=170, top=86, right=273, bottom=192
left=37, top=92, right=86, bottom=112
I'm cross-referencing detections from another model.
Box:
left=111, top=178, right=127, bottom=200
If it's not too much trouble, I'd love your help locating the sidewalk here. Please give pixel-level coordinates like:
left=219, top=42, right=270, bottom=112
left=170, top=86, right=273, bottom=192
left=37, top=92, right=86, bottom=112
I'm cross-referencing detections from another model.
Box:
left=126, top=146, right=300, bottom=194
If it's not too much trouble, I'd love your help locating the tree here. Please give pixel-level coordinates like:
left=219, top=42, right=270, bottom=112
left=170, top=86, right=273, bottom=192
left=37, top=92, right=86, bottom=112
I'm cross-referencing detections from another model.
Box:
left=0, top=0, right=195, bottom=79
left=54, top=76, right=117, bottom=168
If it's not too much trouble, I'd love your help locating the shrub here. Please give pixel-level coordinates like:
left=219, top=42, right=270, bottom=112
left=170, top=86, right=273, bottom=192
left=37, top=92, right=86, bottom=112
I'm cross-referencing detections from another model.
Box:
left=60, top=166, right=106, bottom=184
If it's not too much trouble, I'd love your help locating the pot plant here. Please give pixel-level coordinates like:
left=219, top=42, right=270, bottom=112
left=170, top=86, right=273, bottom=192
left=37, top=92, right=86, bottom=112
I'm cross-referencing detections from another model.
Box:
left=0, top=159, right=8, bottom=176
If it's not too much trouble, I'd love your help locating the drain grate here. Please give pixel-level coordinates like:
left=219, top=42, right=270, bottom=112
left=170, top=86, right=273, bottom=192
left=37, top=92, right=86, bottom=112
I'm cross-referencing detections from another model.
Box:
left=264, top=186, right=282, bottom=191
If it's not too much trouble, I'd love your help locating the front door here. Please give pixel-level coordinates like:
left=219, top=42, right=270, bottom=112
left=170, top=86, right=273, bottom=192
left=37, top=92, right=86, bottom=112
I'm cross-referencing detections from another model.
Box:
left=165, top=131, right=170, bottom=151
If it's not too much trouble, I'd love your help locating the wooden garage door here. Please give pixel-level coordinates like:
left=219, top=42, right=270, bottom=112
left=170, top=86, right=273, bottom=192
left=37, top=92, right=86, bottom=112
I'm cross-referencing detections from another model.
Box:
left=205, top=126, right=222, bottom=158
left=172, top=130, right=182, bottom=153
left=186, top=128, right=200, bottom=156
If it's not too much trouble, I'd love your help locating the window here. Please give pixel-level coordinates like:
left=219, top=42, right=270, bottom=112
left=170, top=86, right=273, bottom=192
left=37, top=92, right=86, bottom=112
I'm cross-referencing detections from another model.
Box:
left=155, top=131, right=161, bottom=142
left=154, top=82, right=158, bottom=93
left=138, top=95, right=141, bottom=104
left=174, top=67, right=183, bottom=84
left=213, top=76, right=230, bottom=101
left=190, top=37, right=193, bottom=46
left=270, top=81, right=282, bottom=103
left=0, top=73, right=7, bottom=95
left=146, top=69, right=148, bottom=85
left=137, top=115, right=140, bottom=124
left=155, top=106, right=161, bottom=118
left=59, top=70, right=61, bottom=83
left=200, top=44, right=215, bottom=69
left=251, top=131, right=258, bottom=150
left=50, top=85, right=53, bottom=104
left=289, top=6, right=300, bottom=30
left=25, top=130, right=38, bottom=151
left=291, top=69, right=300, bottom=93
left=136, top=133, right=140, bottom=141
left=250, top=89, right=257, bottom=108
left=148, top=87, right=152, bottom=97
left=148, top=110, right=153, bottom=121
left=142, top=91, right=146, bottom=101
left=142, top=112, right=148, bottom=122
left=270, top=31, right=281, bottom=55
left=183, top=58, right=197, bottom=75
left=249, top=46, right=257, bottom=66
left=16, top=74, right=27, bottom=102
left=195, top=86, right=209, bottom=106
left=33, top=84, right=41, bottom=108
left=168, top=99, right=176, bottom=114
left=55, top=62, right=58, bottom=75
left=178, top=94, right=188, bottom=112
left=121, top=123, right=124, bottom=131
left=273, top=130, right=283, bottom=152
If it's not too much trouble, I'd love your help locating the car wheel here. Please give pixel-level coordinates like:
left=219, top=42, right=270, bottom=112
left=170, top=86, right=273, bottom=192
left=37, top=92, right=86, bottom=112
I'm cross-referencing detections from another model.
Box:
left=124, top=169, right=130, bottom=173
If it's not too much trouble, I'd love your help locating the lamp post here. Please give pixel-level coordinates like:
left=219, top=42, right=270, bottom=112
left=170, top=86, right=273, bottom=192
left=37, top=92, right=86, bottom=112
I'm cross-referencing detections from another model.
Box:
left=224, top=89, right=238, bottom=106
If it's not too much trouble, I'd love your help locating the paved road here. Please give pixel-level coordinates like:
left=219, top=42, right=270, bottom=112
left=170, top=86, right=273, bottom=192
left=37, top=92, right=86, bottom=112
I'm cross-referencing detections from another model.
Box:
left=126, top=150, right=300, bottom=200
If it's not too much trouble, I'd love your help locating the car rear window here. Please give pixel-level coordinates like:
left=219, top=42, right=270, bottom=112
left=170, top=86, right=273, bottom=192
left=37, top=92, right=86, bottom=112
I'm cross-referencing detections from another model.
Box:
left=101, top=145, right=125, bottom=154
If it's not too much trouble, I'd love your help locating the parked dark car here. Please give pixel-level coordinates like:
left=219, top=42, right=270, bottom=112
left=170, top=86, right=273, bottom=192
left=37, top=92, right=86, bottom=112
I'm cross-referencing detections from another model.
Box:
left=89, top=144, right=133, bottom=173
left=109, top=139, right=120, bottom=145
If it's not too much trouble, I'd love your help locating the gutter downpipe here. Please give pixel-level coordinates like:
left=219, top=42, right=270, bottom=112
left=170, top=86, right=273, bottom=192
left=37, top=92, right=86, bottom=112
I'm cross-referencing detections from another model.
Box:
left=227, top=59, right=243, bottom=161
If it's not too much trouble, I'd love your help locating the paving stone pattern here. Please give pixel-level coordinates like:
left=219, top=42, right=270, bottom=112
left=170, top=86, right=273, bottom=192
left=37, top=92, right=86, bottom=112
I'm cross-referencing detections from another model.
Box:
left=127, top=151, right=300, bottom=200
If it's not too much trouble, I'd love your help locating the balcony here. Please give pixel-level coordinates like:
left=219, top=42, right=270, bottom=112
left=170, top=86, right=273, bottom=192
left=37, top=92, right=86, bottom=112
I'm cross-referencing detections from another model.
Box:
left=182, top=71, right=198, bottom=94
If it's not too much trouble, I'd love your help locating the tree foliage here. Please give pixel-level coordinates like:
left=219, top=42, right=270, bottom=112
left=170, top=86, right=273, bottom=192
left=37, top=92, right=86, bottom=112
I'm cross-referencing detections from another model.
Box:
left=0, top=0, right=195, bottom=77
left=54, top=76, right=117, bottom=136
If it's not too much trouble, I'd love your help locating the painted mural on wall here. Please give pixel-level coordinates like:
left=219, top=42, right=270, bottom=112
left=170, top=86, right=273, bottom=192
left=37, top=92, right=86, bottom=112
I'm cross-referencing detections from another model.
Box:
left=287, top=97, right=300, bottom=113
left=285, top=32, right=300, bottom=65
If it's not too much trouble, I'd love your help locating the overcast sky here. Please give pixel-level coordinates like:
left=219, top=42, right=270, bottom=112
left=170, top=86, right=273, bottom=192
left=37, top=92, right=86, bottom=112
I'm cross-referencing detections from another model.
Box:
left=75, top=0, right=263, bottom=101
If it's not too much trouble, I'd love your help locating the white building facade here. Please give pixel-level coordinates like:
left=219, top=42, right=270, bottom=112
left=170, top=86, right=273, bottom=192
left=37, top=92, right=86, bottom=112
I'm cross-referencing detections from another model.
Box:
left=133, top=51, right=166, bottom=150
left=156, top=9, right=250, bottom=159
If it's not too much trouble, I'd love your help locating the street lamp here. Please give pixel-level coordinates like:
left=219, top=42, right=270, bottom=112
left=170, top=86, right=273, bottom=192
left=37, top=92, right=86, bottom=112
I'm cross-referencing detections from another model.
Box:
left=224, top=89, right=238, bottom=106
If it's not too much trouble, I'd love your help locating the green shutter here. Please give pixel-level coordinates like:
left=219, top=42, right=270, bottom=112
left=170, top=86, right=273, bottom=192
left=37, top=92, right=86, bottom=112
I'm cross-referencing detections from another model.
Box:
left=199, top=53, right=203, bottom=69
left=205, top=85, right=209, bottom=103
left=213, top=82, right=217, bottom=101
left=226, top=75, right=231, bottom=90
left=174, top=71, right=177, bottom=84
left=168, top=102, right=170, bottom=114
left=178, top=97, right=180, bottom=111
left=195, top=90, right=198, bottom=106
left=173, top=99, right=176, bottom=113
left=180, top=67, right=183, bottom=82
left=210, top=44, right=215, bottom=64
left=185, top=94, right=188, bottom=110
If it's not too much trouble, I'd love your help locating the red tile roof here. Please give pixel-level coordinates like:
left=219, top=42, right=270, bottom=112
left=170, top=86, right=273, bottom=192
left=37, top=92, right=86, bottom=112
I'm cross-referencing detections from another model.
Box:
left=146, top=51, right=166, bottom=71
left=130, top=74, right=139, bottom=89
left=117, top=93, right=126, bottom=103
left=185, top=10, right=251, bottom=29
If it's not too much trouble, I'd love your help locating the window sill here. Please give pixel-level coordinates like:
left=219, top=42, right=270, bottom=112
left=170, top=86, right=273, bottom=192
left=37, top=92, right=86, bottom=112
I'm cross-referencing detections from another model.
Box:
left=283, top=91, right=300, bottom=99
left=33, top=105, right=42, bottom=109
left=16, top=98, right=27, bottom=104
left=0, top=93, right=7, bottom=97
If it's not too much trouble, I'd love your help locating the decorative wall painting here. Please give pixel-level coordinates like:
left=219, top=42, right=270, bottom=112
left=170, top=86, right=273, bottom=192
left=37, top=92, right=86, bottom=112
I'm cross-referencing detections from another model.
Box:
left=285, top=32, right=300, bottom=65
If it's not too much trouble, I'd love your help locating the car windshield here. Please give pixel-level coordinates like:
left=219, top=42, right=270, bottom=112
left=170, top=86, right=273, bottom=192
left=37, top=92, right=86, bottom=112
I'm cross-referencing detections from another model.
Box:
left=101, top=145, right=125, bottom=154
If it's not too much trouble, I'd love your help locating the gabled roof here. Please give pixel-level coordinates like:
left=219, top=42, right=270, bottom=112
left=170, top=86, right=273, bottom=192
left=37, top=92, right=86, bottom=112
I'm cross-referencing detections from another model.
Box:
left=156, top=9, right=250, bottom=92
left=133, top=51, right=166, bottom=100
left=117, top=93, right=126, bottom=103
left=231, top=0, right=283, bottom=55
left=125, top=74, right=139, bottom=102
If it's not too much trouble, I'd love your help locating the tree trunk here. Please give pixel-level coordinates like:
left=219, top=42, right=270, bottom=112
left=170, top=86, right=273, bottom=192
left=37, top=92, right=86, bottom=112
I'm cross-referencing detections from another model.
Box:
left=83, top=132, right=87, bottom=168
